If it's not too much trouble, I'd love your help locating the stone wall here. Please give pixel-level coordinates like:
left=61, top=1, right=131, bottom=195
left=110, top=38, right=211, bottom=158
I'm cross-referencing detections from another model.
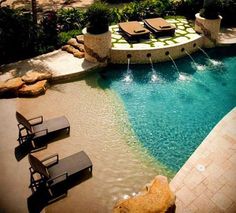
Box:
left=110, top=37, right=204, bottom=64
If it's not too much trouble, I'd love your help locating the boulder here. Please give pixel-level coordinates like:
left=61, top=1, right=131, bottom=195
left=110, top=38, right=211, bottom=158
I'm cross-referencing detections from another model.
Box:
left=76, top=35, right=84, bottom=44
left=67, top=38, right=85, bottom=52
left=18, top=80, right=47, bottom=97
left=0, top=77, right=25, bottom=97
left=62, top=45, right=85, bottom=58
left=21, top=71, right=52, bottom=84
left=73, top=51, right=85, bottom=58
left=4, top=77, right=24, bottom=89
left=113, top=176, right=176, bottom=213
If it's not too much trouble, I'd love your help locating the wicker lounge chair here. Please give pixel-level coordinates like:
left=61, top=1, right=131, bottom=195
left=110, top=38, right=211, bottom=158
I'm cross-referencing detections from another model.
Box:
left=119, top=21, right=150, bottom=40
left=16, top=111, right=70, bottom=150
left=143, top=18, right=176, bottom=37
left=28, top=151, right=93, bottom=203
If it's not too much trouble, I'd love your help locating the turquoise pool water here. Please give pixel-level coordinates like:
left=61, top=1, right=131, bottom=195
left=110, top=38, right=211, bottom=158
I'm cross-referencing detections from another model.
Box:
left=99, top=47, right=236, bottom=173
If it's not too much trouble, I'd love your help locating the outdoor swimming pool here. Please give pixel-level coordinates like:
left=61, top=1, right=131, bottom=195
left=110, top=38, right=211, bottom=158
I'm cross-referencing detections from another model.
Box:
left=99, top=46, right=236, bottom=174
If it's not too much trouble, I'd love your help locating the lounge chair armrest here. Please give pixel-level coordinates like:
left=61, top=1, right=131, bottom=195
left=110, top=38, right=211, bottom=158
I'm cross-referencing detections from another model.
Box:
left=17, top=123, right=26, bottom=131
left=42, top=154, right=59, bottom=167
left=47, top=172, right=68, bottom=186
left=28, top=116, right=43, bottom=125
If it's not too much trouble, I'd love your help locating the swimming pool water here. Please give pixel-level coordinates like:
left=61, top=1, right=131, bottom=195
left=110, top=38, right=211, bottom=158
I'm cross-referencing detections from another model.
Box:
left=99, top=47, right=236, bottom=173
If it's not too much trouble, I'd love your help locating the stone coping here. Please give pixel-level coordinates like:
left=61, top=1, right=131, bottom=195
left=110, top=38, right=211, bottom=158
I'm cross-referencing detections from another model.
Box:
left=170, top=107, right=236, bottom=212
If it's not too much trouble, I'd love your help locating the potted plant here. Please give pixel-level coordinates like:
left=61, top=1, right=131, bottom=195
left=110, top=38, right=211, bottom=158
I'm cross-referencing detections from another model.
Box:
left=199, top=0, right=221, bottom=19
left=195, top=0, right=222, bottom=48
left=85, top=2, right=111, bottom=34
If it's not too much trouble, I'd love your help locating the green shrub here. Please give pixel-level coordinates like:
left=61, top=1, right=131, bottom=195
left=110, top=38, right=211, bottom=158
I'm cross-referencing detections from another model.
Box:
left=58, top=29, right=82, bottom=45
left=0, top=7, right=35, bottom=64
left=219, top=0, right=236, bottom=26
left=111, top=0, right=171, bottom=22
left=57, top=8, right=86, bottom=31
left=85, top=1, right=111, bottom=34
left=102, top=0, right=133, bottom=4
left=170, top=0, right=203, bottom=19
left=199, top=0, right=221, bottom=19
left=40, top=11, right=58, bottom=47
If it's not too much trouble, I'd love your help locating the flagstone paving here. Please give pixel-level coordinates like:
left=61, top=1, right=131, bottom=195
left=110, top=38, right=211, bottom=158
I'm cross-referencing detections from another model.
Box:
left=110, top=17, right=201, bottom=49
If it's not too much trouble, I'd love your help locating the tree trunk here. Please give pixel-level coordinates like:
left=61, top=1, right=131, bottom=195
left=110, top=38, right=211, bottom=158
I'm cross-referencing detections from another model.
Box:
left=31, top=0, right=37, bottom=25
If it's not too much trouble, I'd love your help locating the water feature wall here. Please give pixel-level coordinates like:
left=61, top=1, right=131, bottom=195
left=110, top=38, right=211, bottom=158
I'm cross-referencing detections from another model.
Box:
left=110, top=37, right=204, bottom=64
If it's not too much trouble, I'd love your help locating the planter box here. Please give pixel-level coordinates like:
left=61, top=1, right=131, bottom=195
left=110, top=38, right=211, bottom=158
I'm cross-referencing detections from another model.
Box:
left=83, top=29, right=111, bottom=64
left=195, top=13, right=222, bottom=48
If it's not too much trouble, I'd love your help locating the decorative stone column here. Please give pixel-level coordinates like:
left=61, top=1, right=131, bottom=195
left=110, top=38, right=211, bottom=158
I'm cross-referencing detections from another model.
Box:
left=195, top=13, right=222, bottom=48
left=83, top=29, right=111, bottom=65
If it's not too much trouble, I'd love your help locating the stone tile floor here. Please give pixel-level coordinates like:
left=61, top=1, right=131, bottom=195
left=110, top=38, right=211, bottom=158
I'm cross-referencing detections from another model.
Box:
left=170, top=108, right=236, bottom=212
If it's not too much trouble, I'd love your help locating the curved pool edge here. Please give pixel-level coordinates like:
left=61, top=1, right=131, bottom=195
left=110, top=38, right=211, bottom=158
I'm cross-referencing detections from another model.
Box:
left=170, top=107, right=236, bottom=212
left=103, top=82, right=176, bottom=178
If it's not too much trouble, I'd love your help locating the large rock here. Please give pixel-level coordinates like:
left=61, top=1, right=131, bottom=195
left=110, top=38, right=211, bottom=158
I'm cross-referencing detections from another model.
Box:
left=67, top=38, right=84, bottom=52
left=21, top=70, right=52, bottom=84
left=62, top=45, right=85, bottom=58
left=18, top=80, right=47, bottom=97
left=76, top=35, right=84, bottom=44
left=0, top=77, right=25, bottom=97
left=113, top=175, right=176, bottom=213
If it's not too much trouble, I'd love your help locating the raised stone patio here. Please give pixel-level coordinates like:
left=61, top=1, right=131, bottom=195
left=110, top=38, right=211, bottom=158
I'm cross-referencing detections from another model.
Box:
left=109, top=17, right=204, bottom=64
left=111, top=18, right=200, bottom=49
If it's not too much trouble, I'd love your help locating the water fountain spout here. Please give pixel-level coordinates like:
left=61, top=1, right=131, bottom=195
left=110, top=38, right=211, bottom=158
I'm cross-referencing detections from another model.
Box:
left=185, top=50, right=197, bottom=67
left=168, top=55, right=180, bottom=73
left=168, top=54, right=189, bottom=81
left=185, top=50, right=206, bottom=71
left=147, top=54, right=158, bottom=82
left=127, top=57, right=130, bottom=71
left=198, top=46, right=211, bottom=59
left=198, top=46, right=223, bottom=67
left=123, top=57, right=133, bottom=83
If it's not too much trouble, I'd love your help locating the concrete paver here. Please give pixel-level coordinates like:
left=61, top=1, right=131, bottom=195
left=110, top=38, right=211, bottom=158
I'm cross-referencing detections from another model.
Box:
left=171, top=108, right=236, bottom=212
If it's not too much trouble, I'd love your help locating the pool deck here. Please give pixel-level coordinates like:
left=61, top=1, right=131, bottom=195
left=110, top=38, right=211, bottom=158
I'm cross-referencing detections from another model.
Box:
left=217, top=27, right=236, bottom=45
left=170, top=107, right=236, bottom=212
left=0, top=49, right=99, bottom=82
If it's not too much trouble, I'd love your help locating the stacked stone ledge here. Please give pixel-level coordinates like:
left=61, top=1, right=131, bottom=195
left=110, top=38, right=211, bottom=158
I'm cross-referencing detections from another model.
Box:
left=0, top=71, right=52, bottom=98
left=61, top=35, right=85, bottom=58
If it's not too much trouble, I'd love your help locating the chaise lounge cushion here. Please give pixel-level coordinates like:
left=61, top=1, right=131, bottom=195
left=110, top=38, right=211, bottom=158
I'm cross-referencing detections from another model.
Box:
left=119, top=21, right=150, bottom=39
left=144, top=18, right=175, bottom=36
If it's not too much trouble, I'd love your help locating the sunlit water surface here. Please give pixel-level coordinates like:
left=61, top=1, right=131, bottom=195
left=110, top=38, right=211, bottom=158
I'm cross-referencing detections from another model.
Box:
left=99, top=47, right=236, bottom=173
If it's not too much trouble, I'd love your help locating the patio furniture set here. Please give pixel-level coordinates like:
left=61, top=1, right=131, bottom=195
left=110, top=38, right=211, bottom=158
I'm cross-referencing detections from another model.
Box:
left=15, top=111, right=93, bottom=206
left=119, top=18, right=176, bottom=41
